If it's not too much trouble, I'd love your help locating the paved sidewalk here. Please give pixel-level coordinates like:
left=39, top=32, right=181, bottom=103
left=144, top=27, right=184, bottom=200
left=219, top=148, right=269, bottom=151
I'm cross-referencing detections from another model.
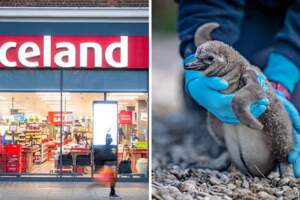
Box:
left=0, top=182, right=148, bottom=200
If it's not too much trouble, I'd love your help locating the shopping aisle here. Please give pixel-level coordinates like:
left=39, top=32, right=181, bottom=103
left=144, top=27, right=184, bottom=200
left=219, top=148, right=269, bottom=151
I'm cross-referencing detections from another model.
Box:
left=0, top=182, right=148, bottom=200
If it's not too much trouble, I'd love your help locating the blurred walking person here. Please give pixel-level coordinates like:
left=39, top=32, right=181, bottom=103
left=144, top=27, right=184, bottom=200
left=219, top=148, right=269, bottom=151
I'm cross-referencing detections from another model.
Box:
left=88, top=134, right=121, bottom=199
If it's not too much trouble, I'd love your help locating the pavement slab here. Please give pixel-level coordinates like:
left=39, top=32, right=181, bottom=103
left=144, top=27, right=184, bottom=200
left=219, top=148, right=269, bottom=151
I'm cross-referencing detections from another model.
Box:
left=0, top=182, right=148, bottom=200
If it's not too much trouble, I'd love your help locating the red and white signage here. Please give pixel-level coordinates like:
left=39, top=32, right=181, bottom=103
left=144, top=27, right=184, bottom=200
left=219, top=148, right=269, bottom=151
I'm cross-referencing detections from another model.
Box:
left=119, top=110, right=133, bottom=125
left=0, top=36, right=148, bottom=69
left=48, top=111, right=73, bottom=126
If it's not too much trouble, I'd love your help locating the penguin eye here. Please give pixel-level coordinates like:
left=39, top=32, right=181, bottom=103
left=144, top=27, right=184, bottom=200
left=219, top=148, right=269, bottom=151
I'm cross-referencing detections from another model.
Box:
left=207, top=55, right=214, bottom=62
left=203, top=55, right=214, bottom=65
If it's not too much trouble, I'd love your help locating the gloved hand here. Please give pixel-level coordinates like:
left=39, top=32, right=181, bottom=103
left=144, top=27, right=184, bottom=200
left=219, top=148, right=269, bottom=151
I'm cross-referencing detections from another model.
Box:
left=184, top=54, right=270, bottom=124
left=275, top=91, right=300, bottom=178
left=264, top=53, right=300, bottom=93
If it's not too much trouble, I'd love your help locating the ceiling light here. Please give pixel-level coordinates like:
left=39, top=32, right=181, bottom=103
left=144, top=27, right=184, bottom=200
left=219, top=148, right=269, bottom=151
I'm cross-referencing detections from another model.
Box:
left=0, top=96, right=7, bottom=100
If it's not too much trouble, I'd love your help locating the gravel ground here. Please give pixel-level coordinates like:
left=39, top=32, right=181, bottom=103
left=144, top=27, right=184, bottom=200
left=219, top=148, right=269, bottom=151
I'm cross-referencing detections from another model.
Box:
left=152, top=33, right=300, bottom=200
left=152, top=166, right=300, bottom=200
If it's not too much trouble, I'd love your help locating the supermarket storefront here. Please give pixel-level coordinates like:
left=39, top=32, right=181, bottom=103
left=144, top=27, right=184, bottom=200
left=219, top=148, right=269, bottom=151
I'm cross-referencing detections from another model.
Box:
left=0, top=8, right=149, bottom=180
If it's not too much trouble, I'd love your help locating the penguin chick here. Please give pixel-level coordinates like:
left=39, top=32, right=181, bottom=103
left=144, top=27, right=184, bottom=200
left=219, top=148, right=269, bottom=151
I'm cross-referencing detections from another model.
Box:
left=186, top=23, right=266, bottom=129
left=185, top=22, right=293, bottom=177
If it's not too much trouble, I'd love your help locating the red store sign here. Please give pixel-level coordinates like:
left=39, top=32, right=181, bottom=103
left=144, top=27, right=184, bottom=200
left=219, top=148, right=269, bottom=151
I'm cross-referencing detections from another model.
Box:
left=48, top=112, right=73, bottom=126
left=119, top=110, right=133, bottom=125
left=0, top=36, right=148, bottom=69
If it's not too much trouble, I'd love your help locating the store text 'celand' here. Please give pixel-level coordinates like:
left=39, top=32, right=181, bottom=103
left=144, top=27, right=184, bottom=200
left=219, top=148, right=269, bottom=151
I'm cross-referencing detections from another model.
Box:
left=0, top=36, right=148, bottom=69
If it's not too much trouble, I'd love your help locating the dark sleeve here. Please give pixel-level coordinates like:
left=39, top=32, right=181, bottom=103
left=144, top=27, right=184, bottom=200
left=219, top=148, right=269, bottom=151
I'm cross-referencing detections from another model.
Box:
left=272, top=0, right=300, bottom=68
left=177, top=0, right=246, bottom=57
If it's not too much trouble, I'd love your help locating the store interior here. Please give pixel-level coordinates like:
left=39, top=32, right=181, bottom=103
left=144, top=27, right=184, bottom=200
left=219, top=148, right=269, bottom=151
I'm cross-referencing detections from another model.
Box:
left=0, top=92, right=148, bottom=177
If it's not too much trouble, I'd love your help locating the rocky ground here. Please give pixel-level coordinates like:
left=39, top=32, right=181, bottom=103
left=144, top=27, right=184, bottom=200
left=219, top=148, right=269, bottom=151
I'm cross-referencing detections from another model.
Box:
left=152, top=166, right=300, bottom=200
left=152, top=33, right=300, bottom=200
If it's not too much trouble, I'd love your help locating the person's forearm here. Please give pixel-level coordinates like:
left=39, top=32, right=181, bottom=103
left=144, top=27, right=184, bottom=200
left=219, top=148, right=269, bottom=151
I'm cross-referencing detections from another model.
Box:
left=266, top=0, right=300, bottom=92
left=273, top=0, right=300, bottom=67
left=177, top=0, right=246, bottom=57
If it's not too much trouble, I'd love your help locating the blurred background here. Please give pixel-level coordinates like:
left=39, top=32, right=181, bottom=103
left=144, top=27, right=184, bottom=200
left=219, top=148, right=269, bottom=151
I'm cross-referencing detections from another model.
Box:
left=152, top=0, right=182, bottom=117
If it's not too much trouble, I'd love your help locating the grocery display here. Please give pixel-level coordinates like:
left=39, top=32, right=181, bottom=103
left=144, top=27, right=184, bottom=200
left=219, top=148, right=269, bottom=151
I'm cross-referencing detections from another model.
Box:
left=0, top=114, right=92, bottom=175
left=0, top=92, right=148, bottom=178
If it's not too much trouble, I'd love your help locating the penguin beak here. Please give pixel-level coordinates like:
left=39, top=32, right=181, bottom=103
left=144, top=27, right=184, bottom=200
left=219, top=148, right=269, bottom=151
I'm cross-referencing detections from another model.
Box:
left=184, top=60, right=208, bottom=71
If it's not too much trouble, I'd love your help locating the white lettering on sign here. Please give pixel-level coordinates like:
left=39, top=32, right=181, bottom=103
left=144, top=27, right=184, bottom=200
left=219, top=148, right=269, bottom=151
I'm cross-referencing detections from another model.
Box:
left=44, top=35, right=51, bottom=67
left=80, top=43, right=102, bottom=67
left=106, top=36, right=128, bottom=68
left=55, top=42, right=76, bottom=68
left=0, top=42, right=17, bottom=67
left=19, top=42, right=40, bottom=67
left=0, top=35, right=132, bottom=68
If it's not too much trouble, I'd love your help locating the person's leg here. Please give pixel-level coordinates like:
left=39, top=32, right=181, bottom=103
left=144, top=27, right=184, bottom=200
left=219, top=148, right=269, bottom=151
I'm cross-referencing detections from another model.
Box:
left=110, top=183, right=116, bottom=195
left=110, top=182, right=121, bottom=198
left=109, top=166, right=120, bottom=198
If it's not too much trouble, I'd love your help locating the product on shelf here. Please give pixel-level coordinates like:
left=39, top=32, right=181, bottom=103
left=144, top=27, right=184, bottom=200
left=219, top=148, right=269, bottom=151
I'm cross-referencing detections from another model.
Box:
left=3, top=144, right=21, bottom=173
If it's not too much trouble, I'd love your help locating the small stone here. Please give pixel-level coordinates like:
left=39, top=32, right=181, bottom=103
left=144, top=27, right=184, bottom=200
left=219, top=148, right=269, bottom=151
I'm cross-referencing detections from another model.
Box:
left=254, top=183, right=264, bottom=191
left=278, top=177, right=290, bottom=186
left=257, top=191, right=276, bottom=200
left=254, top=177, right=260, bottom=182
left=179, top=180, right=197, bottom=193
left=166, top=174, right=178, bottom=180
left=228, top=183, right=236, bottom=190
left=282, top=185, right=290, bottom=192
left=268, top=172, right=279, bottom=179
left=275, top=190, right=284, bottom=197
left=235, top=180, right=242, bottom=187
left=165, top=185, right=182, bottom=198
left=222, top=195, right=233, bottom=200
left=242, top=180, right=249, bottom=188
left=209, top=176, right=221, bottom=185
left=175, top=194, right=194, bottom=200
left=219, top=174, right=230, bottom=184
left=283, top=188, right=300, bottom=200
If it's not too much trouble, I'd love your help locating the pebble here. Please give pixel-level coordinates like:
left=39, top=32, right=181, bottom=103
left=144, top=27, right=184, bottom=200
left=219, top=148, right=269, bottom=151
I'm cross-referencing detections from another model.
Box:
left=175, top=194, right=194, bottom=200
left=209, top=176, right=221, bottom=185
left=282, top=185, right=290, bottom=192
left=179, top=180, right=197, bottom=193
left=242, top=180, right=249, bottom=189
left=275, top=190, right=284, bottom=197
left=283, top=188, right=300, bottom=200
left=257, top=191, right=276, bottom=200
left=227, top=183, right=236, bottom=190
left=278, top=177, right=290, bottom=186
left=219, top=174, right=230, bottom=184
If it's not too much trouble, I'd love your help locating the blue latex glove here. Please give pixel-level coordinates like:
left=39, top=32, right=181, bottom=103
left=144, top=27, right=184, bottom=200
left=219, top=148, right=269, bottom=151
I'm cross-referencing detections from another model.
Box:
left=184, top=54, right=270, bottom=124
left=264, top=53, right=300, bottom=93
left=275, top=91, right=300, bottom=178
